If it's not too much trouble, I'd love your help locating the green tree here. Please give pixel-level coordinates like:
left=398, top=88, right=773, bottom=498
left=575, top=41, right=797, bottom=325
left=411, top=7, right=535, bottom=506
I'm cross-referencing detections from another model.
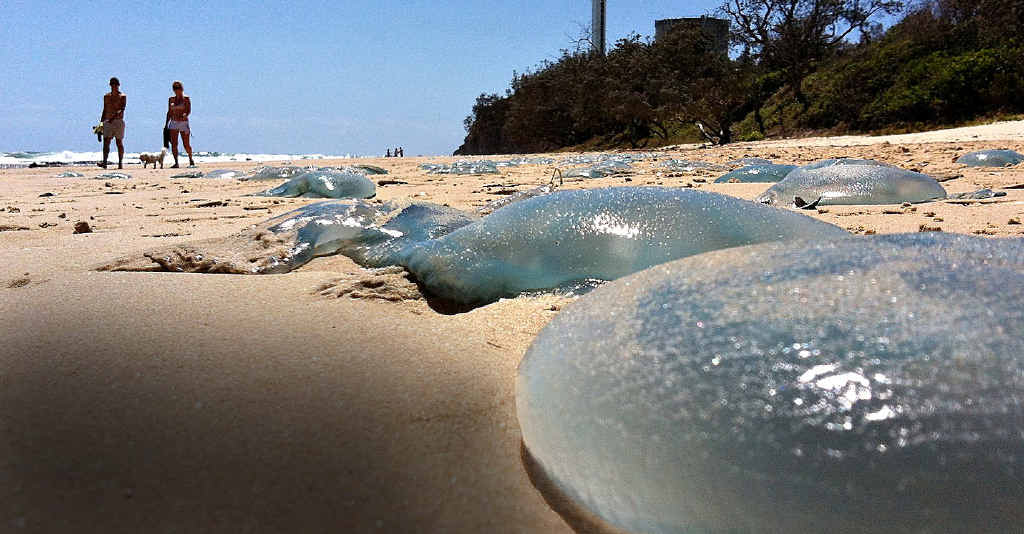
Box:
left=650, top=24, right=758, bottom=145
left=720, top=0, right=902, bottom=105
left=455, top=93, right=509, bottom=155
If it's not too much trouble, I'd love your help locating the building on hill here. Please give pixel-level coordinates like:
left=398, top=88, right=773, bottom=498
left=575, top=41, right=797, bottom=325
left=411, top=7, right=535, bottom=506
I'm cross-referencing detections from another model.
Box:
left=654, top=16, right=729, bottom=55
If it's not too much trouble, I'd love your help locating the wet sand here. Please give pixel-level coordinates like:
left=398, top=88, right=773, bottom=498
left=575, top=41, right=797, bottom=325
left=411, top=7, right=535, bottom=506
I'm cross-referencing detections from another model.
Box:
left=1, top=124, right=1023, bottom=532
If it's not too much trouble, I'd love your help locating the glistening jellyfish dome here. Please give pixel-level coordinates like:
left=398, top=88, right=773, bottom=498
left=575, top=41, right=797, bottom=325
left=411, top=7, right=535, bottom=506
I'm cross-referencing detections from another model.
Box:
left=517, top=233, right=1024, bottom=533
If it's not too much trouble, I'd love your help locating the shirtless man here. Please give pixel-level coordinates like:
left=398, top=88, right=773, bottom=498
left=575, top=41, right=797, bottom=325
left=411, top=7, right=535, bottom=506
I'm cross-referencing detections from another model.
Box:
left=99, top=77, right=126, bottom=169
left=165, top=80, right=194, bottom=168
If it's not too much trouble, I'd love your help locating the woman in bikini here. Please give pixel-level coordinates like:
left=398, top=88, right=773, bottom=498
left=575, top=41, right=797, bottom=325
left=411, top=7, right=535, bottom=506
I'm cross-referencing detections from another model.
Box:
left=166, top=80, right=194, bottom=168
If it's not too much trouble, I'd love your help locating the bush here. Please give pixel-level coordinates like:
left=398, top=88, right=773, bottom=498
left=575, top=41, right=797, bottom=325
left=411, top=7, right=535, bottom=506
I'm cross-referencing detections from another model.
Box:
left=858, top=48, right=1016, bottom=128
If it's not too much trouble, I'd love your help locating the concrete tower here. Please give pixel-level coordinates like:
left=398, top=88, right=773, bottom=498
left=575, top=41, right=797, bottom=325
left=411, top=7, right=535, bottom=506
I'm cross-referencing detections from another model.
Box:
left=592, top=0, right=606, bottom=56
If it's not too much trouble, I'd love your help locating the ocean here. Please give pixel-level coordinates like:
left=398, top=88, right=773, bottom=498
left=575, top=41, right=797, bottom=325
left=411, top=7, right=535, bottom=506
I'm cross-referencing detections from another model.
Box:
left=0, top=150, right=355, bottom=168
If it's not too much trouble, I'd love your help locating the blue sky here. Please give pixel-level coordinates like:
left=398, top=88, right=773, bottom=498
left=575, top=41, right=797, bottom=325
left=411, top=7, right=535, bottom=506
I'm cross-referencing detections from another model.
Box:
left=2, top=1, right=722, bottom=156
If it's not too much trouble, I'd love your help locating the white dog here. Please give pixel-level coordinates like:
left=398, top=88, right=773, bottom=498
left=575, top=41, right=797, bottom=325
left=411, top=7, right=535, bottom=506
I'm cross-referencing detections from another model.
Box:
left=139, top=148, right=168, bottom=169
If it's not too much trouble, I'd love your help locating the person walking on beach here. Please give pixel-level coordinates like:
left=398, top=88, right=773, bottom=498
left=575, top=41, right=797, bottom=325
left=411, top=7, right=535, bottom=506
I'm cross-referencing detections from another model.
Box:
left=166, top=80, right=194, bottom=168
left=99, top=77, right=126, bottom=169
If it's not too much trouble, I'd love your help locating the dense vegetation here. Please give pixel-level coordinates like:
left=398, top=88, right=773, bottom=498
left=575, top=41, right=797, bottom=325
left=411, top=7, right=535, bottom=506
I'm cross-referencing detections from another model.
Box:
left=456, top=0, right=1024, bottom=155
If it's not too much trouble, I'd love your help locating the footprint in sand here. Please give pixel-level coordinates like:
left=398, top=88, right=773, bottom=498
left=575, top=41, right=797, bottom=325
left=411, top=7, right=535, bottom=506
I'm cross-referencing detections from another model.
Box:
left=314, top=266, right=423, bottom=302
left=6, top=274, right=31, bottom=288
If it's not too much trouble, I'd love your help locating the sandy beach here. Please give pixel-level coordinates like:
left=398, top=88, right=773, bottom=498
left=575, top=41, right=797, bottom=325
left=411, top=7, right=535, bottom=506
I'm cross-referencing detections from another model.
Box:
left=2, top=124, right=1023, bottom=533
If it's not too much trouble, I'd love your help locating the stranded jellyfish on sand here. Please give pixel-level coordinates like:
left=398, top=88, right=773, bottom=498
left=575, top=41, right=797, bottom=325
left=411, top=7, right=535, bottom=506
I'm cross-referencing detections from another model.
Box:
left=756, top=159, right=946, bottom=208
left=104, top=187, right=847, bottom=306
left=518, top=233, right=1024, bottom=534
left=714, top=163, right=796, bottom=183
left=956, top=149, right=1024, bottom=167
left=254, top=168, right=377, bottom=199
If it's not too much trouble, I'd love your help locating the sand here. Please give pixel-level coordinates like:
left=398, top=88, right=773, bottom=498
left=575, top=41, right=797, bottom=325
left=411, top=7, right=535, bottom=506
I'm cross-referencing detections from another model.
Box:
left=2, top=123, right=1023, bottom=533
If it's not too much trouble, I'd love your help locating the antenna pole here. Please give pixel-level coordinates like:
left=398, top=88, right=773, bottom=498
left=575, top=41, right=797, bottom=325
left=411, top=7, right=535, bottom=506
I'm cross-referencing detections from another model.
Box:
left=592, top=0, right=606, bottom=56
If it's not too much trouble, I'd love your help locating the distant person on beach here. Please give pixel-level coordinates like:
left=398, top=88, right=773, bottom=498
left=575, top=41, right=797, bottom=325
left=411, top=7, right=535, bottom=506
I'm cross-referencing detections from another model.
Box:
left=166, top=80, right=194, bottom=168
left=398, top=147, right=404, bottom=157
left=386, top=149, right=392, bottom=158
left=99, top=77, right=126, bottom=169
